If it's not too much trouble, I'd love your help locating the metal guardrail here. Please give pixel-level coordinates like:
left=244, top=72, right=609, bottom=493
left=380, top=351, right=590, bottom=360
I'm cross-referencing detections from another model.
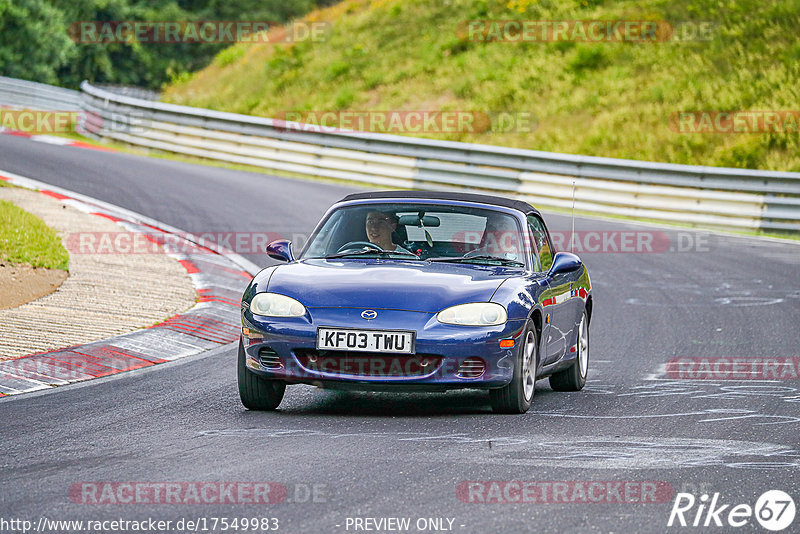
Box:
left=95, top=84, right=161, bottom=102
left=2, top=76, right=798, bottom=232
left=0, top=76, right=81, bottom=111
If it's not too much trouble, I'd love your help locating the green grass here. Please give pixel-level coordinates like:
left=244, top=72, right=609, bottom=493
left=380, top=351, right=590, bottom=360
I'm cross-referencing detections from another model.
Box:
left=162, top=0, right=800, bottom=172
left=0, top=200, right=69, bottom=270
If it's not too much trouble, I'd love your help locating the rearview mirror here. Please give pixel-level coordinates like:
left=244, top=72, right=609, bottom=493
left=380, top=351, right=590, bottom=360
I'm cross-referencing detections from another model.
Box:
left=548, top=251, right=582, bottom=276
left=266, top=239, right=294, bottom=262
left=397, top=214, right=441, bottom=227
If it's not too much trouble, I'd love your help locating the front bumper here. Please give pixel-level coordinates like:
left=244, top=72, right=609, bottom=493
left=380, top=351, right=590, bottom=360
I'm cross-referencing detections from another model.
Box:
left=241, top=307, right=525, bottom=390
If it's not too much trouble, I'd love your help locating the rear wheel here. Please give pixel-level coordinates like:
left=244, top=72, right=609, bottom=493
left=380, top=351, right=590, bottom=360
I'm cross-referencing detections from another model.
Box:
left=238, top=341, right=286, bottom=410
left=490, top=320, right=538, bottom=414
left=549, top=310, right=589, bottom=391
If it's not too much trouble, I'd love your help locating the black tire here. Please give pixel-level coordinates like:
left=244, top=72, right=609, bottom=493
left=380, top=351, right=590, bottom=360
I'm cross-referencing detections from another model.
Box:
left=549, top=309, right=589, bottom=391
left=237, top=341, right=286, bottom=410
left=490, top=320, right=538, bottom=414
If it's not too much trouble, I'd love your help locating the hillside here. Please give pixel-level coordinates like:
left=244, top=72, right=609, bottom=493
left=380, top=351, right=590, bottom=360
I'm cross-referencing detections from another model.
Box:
left=163, top=0, right=800, bottom=171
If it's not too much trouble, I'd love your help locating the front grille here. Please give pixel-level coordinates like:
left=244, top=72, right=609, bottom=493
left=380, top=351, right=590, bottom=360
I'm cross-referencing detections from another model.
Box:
left=294, top=349, right=441, bottom=377
left=258, top=347, right=282, bottom=369
left=457, top=357, right=486, bottom=378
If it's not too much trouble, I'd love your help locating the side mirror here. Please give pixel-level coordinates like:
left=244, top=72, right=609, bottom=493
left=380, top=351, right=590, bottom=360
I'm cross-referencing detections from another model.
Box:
left=548, top=251, right=582, bottom=276
left=266, top=239, right=294, bottom=263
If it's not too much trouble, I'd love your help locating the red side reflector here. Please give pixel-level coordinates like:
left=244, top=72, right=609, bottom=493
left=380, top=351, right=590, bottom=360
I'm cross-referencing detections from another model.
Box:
left=499, top=339, right=515, bottom=348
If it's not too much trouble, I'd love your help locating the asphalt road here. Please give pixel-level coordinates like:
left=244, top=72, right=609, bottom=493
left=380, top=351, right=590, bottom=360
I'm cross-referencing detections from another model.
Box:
left=1, top=135, right=799, bottom=533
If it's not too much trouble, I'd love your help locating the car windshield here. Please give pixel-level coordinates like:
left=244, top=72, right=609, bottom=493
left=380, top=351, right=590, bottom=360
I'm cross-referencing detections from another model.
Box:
left=300, top=202, right=527, bottom=267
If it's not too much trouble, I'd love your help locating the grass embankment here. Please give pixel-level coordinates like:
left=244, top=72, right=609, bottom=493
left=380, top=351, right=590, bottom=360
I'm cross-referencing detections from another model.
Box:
left=163, top=0, right=800, bottom=172
left=0, top=195, right=69, bottom=270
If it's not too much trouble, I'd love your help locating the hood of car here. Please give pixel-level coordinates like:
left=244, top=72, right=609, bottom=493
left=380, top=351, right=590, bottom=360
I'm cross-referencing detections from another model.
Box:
left=265, top=259, right=515, bottom=313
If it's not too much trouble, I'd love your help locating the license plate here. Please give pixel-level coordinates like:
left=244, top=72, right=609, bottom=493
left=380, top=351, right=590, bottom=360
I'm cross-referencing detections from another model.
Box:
left=316, top=327, right=415, bottom=354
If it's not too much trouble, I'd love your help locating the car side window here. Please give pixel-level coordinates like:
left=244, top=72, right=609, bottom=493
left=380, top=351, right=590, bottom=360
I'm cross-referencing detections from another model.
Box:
left=527, top=214, right=553, bottom=272
left=303, top=210, right=344, bottom=257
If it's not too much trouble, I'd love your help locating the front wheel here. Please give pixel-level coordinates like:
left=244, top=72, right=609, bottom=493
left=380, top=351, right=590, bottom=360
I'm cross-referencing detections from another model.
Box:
left=549, top=309, right=589, bottom=391
left=238, top=341, right=286, bottom=410
left=490, top=320, right=538, bottom=414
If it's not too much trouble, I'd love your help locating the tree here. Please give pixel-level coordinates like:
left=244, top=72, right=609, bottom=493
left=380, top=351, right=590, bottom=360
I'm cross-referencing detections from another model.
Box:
left=1, top=0, right=337, bottom=89
left=0, top=0, right=76, bottom=84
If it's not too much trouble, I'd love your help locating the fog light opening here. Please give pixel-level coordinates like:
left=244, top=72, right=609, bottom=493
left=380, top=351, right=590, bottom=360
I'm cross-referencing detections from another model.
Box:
left=257, top=347, right=283, bottom=369
left=457, top=357, right=486, bottom=379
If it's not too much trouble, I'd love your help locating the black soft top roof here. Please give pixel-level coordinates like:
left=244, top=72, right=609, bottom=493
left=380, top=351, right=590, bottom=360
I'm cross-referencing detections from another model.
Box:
left=339, top=190, right=539, bottom=215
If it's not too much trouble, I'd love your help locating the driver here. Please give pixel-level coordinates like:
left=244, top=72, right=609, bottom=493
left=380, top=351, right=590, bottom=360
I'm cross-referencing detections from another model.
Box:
left=365, top=210, right=411, bottom=253
left=465, top=213, right=522, bottom=261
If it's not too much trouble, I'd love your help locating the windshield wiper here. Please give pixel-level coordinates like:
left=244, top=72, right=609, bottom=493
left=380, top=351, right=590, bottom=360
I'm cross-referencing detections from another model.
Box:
left=427, top=255, right=525, bottom=267
left=325, top=249, right=420, bottom=260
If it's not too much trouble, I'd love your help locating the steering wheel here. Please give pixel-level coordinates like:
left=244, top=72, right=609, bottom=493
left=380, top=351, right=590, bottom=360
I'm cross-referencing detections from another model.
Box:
left=337, top=241, right=384, bottom=253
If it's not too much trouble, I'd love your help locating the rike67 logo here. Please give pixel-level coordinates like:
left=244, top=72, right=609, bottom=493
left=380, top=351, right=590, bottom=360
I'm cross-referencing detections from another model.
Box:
left=668, top=490, right=795, bottom=531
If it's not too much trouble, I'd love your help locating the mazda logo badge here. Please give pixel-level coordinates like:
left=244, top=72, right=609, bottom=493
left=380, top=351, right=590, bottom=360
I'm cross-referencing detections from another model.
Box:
left=361, top=310, right=378, bottom=320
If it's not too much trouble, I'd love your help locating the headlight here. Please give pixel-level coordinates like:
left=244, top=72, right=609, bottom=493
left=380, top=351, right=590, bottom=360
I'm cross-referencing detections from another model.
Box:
left=436, top=302, right=507, bottom=326
left=249, top=293, right=306, bottom=317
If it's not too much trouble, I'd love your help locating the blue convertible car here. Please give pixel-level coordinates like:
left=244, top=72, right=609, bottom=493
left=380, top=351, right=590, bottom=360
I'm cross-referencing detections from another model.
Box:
left=239, top=191, right=592, bottom=413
